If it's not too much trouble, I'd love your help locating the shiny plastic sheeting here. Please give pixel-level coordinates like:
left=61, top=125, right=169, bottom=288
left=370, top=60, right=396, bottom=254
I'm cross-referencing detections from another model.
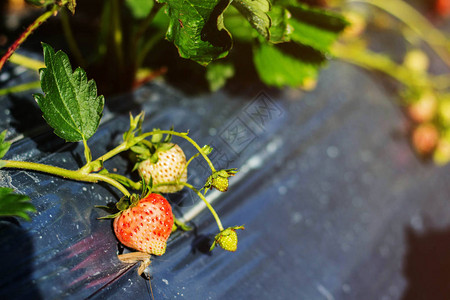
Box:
left=1, top=61, right=450, bottom=299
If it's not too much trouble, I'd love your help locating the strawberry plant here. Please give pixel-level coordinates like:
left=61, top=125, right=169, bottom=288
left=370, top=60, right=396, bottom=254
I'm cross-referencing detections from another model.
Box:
left=0, top=0, right=348, bottom=94
left=0, top=43, right=245, bottom=282
left=326, top=0, right=450, bottom=163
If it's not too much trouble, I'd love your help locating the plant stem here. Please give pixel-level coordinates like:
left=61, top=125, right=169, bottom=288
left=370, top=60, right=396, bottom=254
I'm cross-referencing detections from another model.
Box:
left=155, top=181, right=224, bottom=231
left=137, top=130, right=217, bottom=173
left=0, top=81, right=41, bottom=96
left=60, top=8, right=86, bottom=68
left=94, top=143, right=128, bottom=165
left=135, top=32, right=165, bottom=70
left=2, top=160, right=130, bottom=196
left=332, top=42, right=431, bottom=89
left=134, top=3, right=163, bottom=43
left=348, top=0, right=450, bottom=66
left=8, top=53, right=45, bottom=71
left=90, top=130, right=217, bottom=173
left=111, top=0, right=124, bottom=71
left=88, top=173, right=131, bottom=196
left=0, top=5, right=59, bottom=71
left=131, top=3, right=165, bottom=70
left=105, top=173, right=142, bottom=190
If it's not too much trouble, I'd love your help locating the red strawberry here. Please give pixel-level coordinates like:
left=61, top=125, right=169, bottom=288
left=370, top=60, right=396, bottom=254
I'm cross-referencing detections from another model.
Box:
left=435, top=0, right=450, bottom=17
left=137, top=143, right=187, bottom=193
left=411, top=123, right=439, bottom=156
left=113, top=193, right=174, bottom=255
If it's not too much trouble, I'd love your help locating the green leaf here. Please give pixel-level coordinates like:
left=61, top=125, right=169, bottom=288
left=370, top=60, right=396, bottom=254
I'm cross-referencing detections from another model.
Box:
left=232, top=0, right=271, bottom=40
left=202, top=144, right=214, bottom=155
left=223, top=6, right=257, bottom=42
left=66, top=0, right=77, bottom=14
left=253, top=42, right=324, bottom=88
left=158, top=0, right=233, bottom=65
left=125, top=0, right=154, bottom=19
left=0, top=130, right=11, bottom=160
left=285, top=2, right=348, bottom=53
left=206, top=62, right=235, bottom=91
left=34, top=43, right=105, bottom=142
left=0, top=188, right=36, bottom=221
left=268, top=6, right=292, bottom=43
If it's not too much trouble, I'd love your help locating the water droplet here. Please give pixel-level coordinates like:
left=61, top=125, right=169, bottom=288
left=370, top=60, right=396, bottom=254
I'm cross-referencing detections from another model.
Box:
left=326, top=146, right=339, bottom=158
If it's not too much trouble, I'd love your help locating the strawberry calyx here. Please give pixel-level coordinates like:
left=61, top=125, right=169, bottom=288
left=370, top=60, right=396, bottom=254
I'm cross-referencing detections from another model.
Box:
left=130, top=128, right=175, bottom=170
left=210, top=225, right=245, bottom=252
left=172, top=216, right=193, bottom=232
left=204, top=168, right=238, bottom=193
left=96, top=193, right=142, bottom=219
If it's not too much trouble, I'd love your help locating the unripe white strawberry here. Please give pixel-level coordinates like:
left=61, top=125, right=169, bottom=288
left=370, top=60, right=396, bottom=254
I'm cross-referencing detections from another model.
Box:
left=138, top=143, right=187, bottom=193
left=406, top=91, right=437, bottom=123
left=403, top=49, right=429, bottom=73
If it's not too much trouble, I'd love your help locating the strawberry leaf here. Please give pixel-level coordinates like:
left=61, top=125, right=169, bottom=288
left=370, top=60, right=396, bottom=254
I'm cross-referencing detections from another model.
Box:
left=232, top=0, right=272, bottom=40
left=206, top=62, right=235, bottom=91
left=268, top=6, right=292, bottom=43
left=0, top=130, right=11, bottom=160
left=158, top=0, right=233, bottom=65
left=34, top=43, right=104, bottom=142
left=287, top=3, right=348, bottom=53
left=253, top=42, right=325, bottom=87
left=125, top=0, right=154, bottom=19
left=0, top=188, right=36, bottom=221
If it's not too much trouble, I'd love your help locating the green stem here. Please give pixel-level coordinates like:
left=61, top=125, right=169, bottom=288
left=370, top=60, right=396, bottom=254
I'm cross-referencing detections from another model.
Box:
left=8, top=54, right=45, bottom=71
left=155, top=181, right=224, bottom=231
left=88, top=173, right=131, bottom=196
left=60, top=8, right=86, bottom=68
left=0, top=5, right=59, bottom=71
left=85, top=129, right=216, bottom=177
left=348, top=0, right=450, bottom=66
left=131, top=2, right=163, bottom=70
left=2, top=160, right=130, bottom=196
left=0, top=81, right=41, bottom=96
left=137, top=130, right=217, bottom=173
left=185, top=153, right=200, bottom=170
left=332, top=42, right=431, bottom=89
left=94, top=143, right=128, bottom=165
left=111, top=0, right=124, bottom=70
left=433, top=74, right=450, bottom=90
left=135, top=32, right=165, bottom=70
left=105, top=173, right=142, bottom=190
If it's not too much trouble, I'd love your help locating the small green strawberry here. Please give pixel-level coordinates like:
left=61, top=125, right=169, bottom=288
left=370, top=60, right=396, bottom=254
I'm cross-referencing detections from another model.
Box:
left=210, top=226, right=244, bottom=252
left=112, top=193, right=174, bottom=255
left=204, top=169, right=238, bottom=193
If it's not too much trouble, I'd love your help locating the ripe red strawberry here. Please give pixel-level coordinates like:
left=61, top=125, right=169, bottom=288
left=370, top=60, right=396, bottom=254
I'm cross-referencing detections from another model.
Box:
left=137, top=143, right=187, bottom=193
left=113, top=193, right=174, bottom=255
left=411, top=123, right=439, bottom=156
left=435, top=0, right=450, bottom=17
